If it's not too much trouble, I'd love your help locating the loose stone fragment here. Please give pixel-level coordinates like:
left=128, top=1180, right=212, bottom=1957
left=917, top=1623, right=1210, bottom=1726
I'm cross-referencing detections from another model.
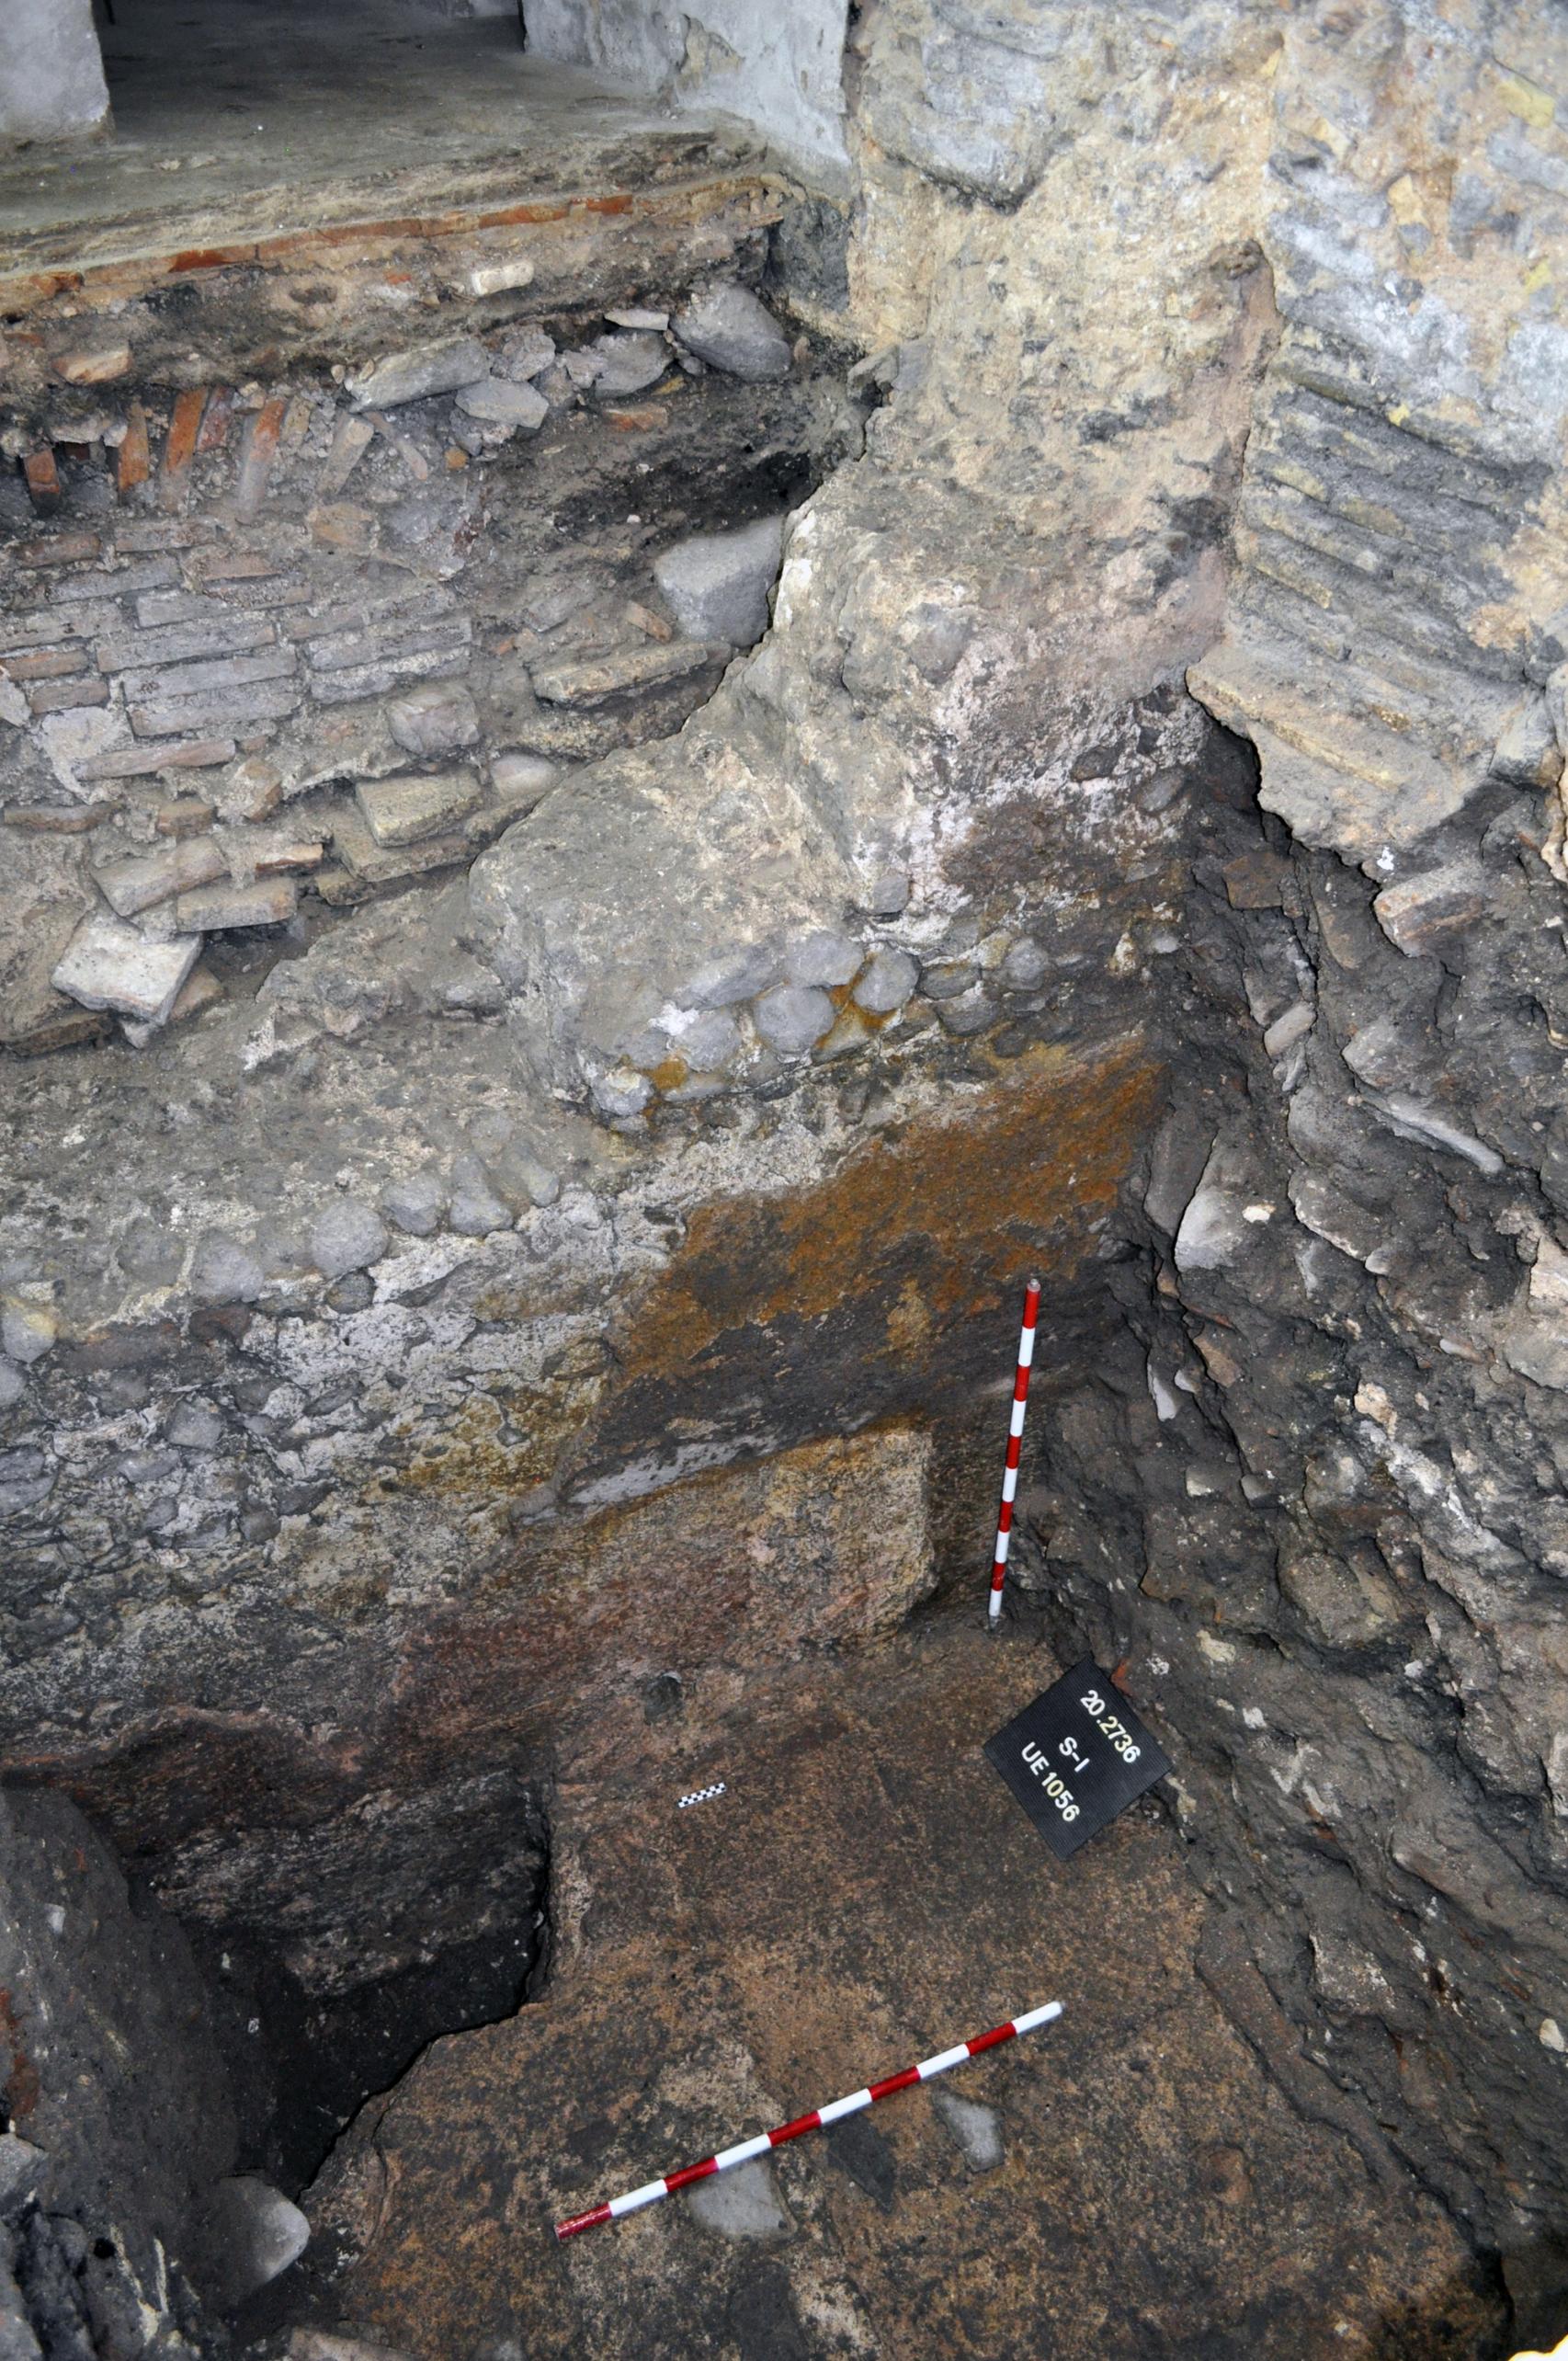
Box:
left=653, top=516, right=784, bottom=647
left=356, top=771, right=483, bottom=848
left=0, top=1300, right=57, bottom=1365
left=671, top=1008, right=744, bottom=1070
left=208, top=2176, right=310, bottom=2304
left=936, top=986, right=996, bottom=1034
left=606, top=306, right=669, bottom=331
left=382, top=1170, right=448, bottom=1238
left=388, top=680, right=480, bottom=757
left=997, top=939, right=1048, bottom=991
left=189, top=1234, right=264, bottom=1305
left=501, top=327, right=556, bottom=382
left=174, top=878, right=297, bottom=930
left=94, top=838, right=227, bottom=918
left=785, top=929, right=861, bottom=987
left=213, top=757, right=283, bottom=823
left=680, top=941, right=778, bottom=1009
left=753, top=983, right=835, bottom=1054
left=166, top=1401, right=223, bottom=1452
left=51, top=913, right=201, bottom=1025
left=586, top=332, right=668, bottom=397
left=310, top=1200, right=390, bottom=1279
left=52, top=341, right=132, bottom=384
left=1372, top=861, right=1491, bottom=957
left=347, top=338, right=490, bottom=410
left=672, top=283, right=792, bottom=382
left=454, top=378, right=550, bottom=431
left=852, top=948, right=920, bottom=1014
left=448, top=1156, right=513, bottom=1234
left=490, top=751, right=558, bottom=814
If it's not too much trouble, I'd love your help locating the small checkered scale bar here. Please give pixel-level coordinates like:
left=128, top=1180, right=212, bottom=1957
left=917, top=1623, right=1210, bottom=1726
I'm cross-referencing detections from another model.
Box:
left=988, top=1278, right=1041, bottom=1624
left=552, top=2000, right=1062, bottom=2240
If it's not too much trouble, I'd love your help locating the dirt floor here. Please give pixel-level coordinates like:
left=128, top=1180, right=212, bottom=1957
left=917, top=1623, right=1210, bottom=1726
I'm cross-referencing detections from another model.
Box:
left=0, top=1, right=705, bottom=258
left=294, top=1609, right=1506, bottom=2360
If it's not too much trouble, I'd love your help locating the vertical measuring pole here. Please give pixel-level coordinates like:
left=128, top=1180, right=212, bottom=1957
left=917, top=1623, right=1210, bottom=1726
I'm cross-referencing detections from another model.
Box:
left=988, top=1278, right=1041, bottom=1625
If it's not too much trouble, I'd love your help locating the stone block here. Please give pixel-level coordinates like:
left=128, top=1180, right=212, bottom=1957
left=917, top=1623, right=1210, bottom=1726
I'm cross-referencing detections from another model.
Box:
left=356, top=771, right=483, bottom=848
left=653, top=516, right=785, bottom=648
left=388, top=681, right=480, bottom=757
left=51, top=914, right=201, bottom=1026
left=1372, top=861, right=1492, bottom=957
left=347, top=339, right=491, bottom=410
left=672, top=284, right=791, bottom=382
left=453, top=378, right=550, bottom=431
left=585, top=332, right=668, bottom=398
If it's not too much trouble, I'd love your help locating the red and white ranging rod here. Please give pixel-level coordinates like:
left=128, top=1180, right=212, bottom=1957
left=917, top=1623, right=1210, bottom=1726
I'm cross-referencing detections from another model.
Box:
left=988, top=1277, right=1041, bottom=1624
left=553, top=2000, right=1062, bottom=2241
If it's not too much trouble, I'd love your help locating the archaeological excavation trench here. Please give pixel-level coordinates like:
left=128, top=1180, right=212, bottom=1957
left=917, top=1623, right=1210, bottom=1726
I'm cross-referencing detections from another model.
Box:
left=4, top=2, right=1568, bottom=2355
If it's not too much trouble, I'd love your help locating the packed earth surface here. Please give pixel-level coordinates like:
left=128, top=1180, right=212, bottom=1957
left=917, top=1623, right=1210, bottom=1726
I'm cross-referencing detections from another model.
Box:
left=3, top=1, right=1568, bottom=2355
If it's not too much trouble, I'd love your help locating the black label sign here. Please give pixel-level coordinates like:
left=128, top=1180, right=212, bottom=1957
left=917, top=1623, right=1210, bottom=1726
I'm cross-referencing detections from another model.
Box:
left=984, top=1658, right=1173, bottom=1860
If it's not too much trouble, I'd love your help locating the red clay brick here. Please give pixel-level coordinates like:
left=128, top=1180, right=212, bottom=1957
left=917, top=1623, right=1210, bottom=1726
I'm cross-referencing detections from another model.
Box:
left=118, top=404, right=152, bottom=496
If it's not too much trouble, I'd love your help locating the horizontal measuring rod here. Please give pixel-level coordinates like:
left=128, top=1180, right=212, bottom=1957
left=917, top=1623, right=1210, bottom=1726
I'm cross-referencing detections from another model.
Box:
left=553, top=1999, right=1062, bottom=2240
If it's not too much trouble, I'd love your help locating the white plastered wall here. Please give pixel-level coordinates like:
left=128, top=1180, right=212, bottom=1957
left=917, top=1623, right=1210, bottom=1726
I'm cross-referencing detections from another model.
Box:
left=1, top=0, right=110, bottom=143
left=523, top=0, right=850, bottom=179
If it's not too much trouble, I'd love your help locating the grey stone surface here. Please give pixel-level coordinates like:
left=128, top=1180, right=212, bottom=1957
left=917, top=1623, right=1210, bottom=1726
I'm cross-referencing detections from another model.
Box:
left=672, top=285, right=791, bottom=382
left=206, top=2176, right=309, bottom=2305
left=166, top=1401, right=223, bottom=1452
left=586, top=332, right=668, bottom=397
left=51, top=915, right=201, bottom=1027
left=752, top=983, right=835, bottom=1054
left=188, top=1237, right=264, bottom=1312
left=389, top=682, right=481, bottom=758
left=0, top=1301, right=54, bottom=1366
left=382, top=1170, right=448, bottom=1238
left=670, top=1008, right=744, bottom=1071
left=454, top=378, right=550, bottom=432
left=683, top=2158, right=792, bottom=2241
left=653, top=516, right=785, bottom=648
left=931, top=2089, right=1004, bottom=2172
left=310, top=1200, right=391, bottom=1279
left=851, top=949, right=919, bottom=1014
left=347, top=339, right=491, bottom=410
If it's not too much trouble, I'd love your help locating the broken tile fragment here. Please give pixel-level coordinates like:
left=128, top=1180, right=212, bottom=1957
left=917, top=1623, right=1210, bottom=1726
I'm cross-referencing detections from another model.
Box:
left=530, top=640, right=723, bottom=707
left=94, top=838, right=228, bottom=918
left=154, top=799, right=215, bottom=838
left=173, top=878, right=298, bottom=931
left=52, top=913, right=202, bottom=1026
left=331, top=807, right=472, bottom=888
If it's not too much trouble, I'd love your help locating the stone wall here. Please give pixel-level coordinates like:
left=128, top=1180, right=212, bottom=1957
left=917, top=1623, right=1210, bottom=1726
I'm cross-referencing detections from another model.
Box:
left=0, top=0, right=109, bottom=147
